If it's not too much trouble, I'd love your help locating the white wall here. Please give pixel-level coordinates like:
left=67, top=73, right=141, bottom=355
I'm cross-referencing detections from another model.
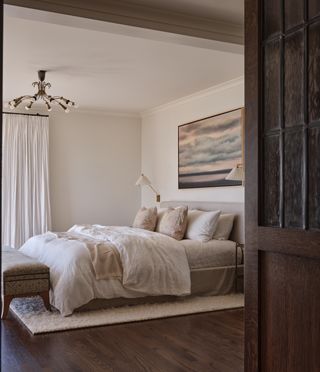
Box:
left=141, top=77, right=244, bottom=207
left=49, top=110, right=141, bottom=231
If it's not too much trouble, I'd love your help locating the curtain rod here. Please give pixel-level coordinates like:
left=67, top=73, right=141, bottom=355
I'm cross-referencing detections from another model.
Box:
left=2, top=112, right=49, bottom=118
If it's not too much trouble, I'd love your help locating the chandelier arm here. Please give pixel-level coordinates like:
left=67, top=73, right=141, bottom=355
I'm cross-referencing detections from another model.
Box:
left=47, top=97, right=68, bottom=111
left=43, top=97, right=52, bottom=112
left=12, top=95, right=25, bottom=102
left=49, top=97, right=64, bottom=106
left=13, top=97, right=28, bottom=106
left=10, top=95, right=31, bottom=105
left=14, top=100, right=24, bottom=108
left=16, top=95, right=37, bottom=102
left=53, top=96, right=75, bottom=107
left=10, top=94, right=37, bottom=109
left=57, top=101, right=67, bottom=110
left=48, top=97, right=60, bottom=104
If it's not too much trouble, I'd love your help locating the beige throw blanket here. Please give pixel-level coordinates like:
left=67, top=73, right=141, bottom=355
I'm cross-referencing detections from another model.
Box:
left=56, top=232, right=123, bottom=280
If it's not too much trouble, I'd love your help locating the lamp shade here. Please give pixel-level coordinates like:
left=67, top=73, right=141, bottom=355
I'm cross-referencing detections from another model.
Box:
left=226, top=164, right=244, bottom=181
left=135, top=173, right=152, bottom=186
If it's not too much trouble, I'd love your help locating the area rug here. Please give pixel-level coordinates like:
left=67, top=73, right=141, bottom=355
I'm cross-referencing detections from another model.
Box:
left=9, top=294, right=244, bottom=335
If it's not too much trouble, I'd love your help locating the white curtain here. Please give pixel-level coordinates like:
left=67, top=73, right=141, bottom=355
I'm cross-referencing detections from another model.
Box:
left=2, top=113, right=51, bottom=248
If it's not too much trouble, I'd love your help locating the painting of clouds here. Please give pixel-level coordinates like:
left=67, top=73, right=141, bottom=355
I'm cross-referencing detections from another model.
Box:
left=178, top=108, right=243, bottom=188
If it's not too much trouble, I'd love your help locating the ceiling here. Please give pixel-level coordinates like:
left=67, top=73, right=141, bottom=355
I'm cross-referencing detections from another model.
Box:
left=4, top=7, right=244, bottom=114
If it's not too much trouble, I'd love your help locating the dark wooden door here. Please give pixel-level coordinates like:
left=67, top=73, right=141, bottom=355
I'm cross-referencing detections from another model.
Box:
left=245, top=0, right=320, bottom=371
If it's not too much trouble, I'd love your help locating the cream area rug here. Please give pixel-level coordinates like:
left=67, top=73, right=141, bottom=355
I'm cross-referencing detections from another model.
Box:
left=9, top=294, right=244, bottom=335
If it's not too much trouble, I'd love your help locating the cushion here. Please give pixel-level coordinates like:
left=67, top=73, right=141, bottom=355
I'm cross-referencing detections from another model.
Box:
left=2, top=247, right=50, bottom=296
left=158, top=206, right=188, bottom=240
left=155, top=207, right=168, bottom=232
left=2, top=247, right=49, bottom=278
left=185, top=209, right=221, bottom=242
left=213, top=214, right=235, bottom=240
left=132, top=207, right=157, bottom=231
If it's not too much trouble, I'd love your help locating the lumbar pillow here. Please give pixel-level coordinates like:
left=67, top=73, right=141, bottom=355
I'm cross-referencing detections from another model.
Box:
left=185, top=209, right=221, bottom=242
left=213, top=214, right=235, bottom=240
left=158, top=206, right=188, bottom=240
left=133, top=207, right=157, bottom=231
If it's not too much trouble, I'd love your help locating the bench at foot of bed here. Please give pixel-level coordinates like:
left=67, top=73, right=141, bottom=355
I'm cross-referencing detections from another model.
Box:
left=1, top=247, right=50, bottom=319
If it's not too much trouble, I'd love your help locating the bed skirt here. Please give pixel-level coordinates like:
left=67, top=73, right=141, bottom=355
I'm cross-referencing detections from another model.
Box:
left=75, top=265, right=244, bottom=312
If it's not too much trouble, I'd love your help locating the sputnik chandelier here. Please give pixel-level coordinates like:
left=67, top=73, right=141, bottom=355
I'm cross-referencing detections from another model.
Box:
left=8, top=70, right=77, bottom=113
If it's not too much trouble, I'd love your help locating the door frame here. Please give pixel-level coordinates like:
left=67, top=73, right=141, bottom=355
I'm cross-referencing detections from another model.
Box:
left=1, top=0, right=248, bottom=365
left=244, top=0, right=259, bottom=369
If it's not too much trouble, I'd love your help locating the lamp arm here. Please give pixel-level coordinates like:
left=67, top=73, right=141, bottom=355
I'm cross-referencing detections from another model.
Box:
left=148, top=184, right=158, bottom=195
left=148, top=184, right=161, bottom=202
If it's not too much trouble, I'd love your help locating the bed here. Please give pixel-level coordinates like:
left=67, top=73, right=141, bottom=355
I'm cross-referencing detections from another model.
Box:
left=19, top=201, right=244, bottom=316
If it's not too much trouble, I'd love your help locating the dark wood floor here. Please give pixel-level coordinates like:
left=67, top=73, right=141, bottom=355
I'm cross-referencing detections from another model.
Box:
left=1, top=309, right=244, bottom=372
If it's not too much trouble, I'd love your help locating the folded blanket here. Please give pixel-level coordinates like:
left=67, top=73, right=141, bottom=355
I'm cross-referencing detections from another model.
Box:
left=55, top=232, right=122, bottom=281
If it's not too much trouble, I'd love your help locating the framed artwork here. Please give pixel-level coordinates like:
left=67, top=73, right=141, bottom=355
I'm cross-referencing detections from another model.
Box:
left=178, top=108, right=244, bottom=189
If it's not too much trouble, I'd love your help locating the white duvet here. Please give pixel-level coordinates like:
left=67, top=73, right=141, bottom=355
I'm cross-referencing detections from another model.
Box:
left=19, top=225, right=191, bottom=316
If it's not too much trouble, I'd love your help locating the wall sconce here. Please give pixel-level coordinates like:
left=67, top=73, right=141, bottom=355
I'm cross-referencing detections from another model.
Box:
left=135, top=173, right=160, bottom=202
left=226, top=164, right=244, bottom=185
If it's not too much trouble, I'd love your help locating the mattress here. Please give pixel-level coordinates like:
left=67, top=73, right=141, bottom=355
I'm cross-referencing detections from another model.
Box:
left=181, top=239, right=242, bottom=270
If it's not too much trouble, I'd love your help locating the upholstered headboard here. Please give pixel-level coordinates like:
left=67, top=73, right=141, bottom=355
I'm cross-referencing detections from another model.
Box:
left=160, top=201, right=245, bottom=244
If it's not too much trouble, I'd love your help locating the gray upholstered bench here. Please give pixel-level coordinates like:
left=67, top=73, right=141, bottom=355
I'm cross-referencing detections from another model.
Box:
left=1, top=247, right=50, bottom=319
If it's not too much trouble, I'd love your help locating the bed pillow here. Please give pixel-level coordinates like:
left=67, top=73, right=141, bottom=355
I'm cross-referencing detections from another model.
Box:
left=158, top=206, right=188, bottom=240
left=155, top=208, right=168, bottom=232
left=213, top=214, right=235, bottom=240
left=185, top=209, right=221, bottom=242
left=132, top=207, right=157, bottom=231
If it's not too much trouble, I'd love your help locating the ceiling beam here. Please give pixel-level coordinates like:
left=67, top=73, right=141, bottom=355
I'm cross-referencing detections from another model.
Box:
left=4, top=0, right=244, bottom=45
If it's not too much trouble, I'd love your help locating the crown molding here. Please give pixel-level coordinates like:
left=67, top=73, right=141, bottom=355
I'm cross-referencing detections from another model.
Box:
left=141, top=76, right=244, bottom=118
left=2, top=103, right=141, bottom=119
left=5, top=0, right=244, bottom=45
left=67, top=107, right=140, bottom=118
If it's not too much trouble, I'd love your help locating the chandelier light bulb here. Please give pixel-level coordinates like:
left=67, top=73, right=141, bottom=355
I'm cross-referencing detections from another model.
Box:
left=25, top=101, right=33, bottom=111
left=65, top=108, right=70, bottom=113
left=45, top=101, right=52, bottom=112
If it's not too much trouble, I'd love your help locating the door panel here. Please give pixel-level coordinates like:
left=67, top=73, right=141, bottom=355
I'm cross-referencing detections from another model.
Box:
left=263, top=135, right=281, bottom=227
left=308, top=22, right=320, bottom=123
left=260, top=253, right=320, bottom=372
left=284, top=130, right=304, bottom=228
left=284, top=31, right=304, bottom=128
left=264, top=39, right=281, bottom=132
left=284, top=0, right=304, bottom=30
left=309, top=0, right=320, bottom=19
left=245, top=0, right=320, bottom=370
left=264, top=0, right=282, bottom=38
left=309, top=127, right=320, bottom=229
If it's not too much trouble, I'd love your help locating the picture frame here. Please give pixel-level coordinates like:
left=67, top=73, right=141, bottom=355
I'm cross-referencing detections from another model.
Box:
left=178, top=108, right=244, bottom=189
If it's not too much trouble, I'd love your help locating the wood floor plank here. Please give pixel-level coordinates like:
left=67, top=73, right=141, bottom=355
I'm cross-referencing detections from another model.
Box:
left=1, top=309, right=244, bottom=372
